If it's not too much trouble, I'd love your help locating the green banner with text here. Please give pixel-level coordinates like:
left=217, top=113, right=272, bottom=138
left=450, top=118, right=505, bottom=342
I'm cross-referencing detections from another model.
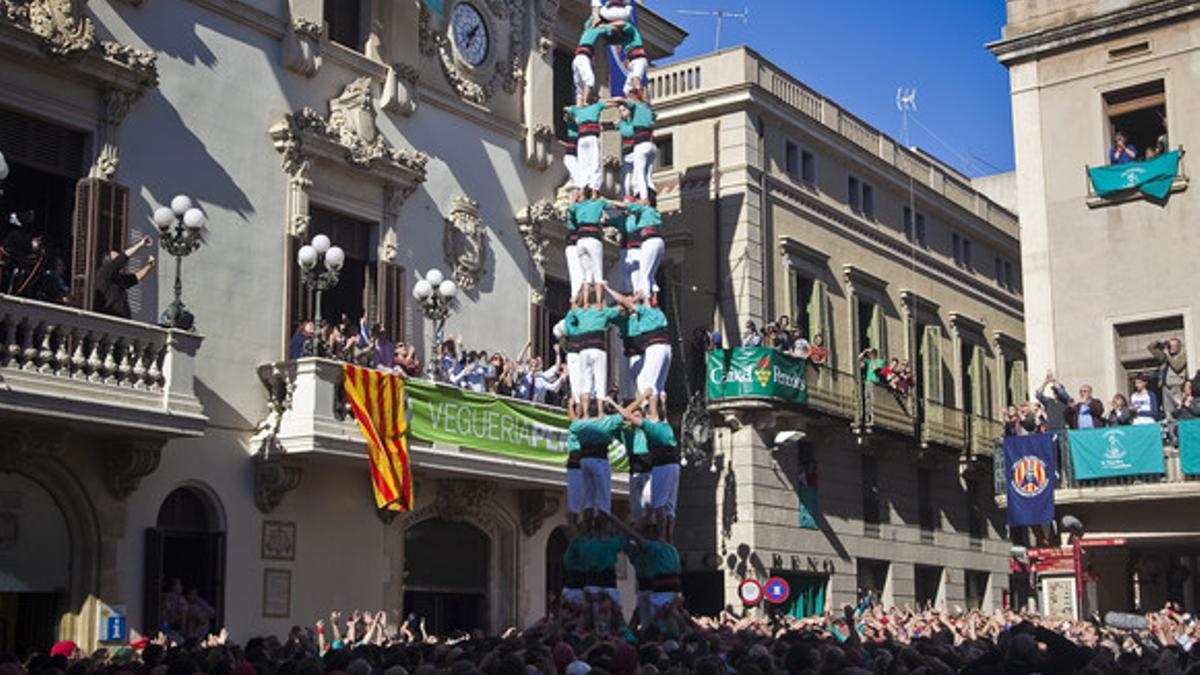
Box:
left=706, top=347, right=807, bottom=404
left=405, top=380, right=628, bottom=470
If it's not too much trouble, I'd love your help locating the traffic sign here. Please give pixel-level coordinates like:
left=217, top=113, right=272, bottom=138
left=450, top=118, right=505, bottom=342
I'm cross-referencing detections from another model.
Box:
left=738, top=579, right=763, bottom=605
left=764, top=577, right=790, bottom=604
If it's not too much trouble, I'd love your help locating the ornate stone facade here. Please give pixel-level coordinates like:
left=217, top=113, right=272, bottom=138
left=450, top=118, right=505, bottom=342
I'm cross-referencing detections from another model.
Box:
left=443, top=195, right=488, bottom=293
left=380, top=63, right=420, bottom=116
left=419, top=1, right=526, bottom=105
left=281, top=18, right=323, bottom=77
left=515, top=197, right=564, bottom=304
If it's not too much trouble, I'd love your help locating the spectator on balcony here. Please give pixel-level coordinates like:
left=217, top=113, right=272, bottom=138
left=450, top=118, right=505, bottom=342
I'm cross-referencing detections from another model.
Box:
left=741, top=321, right=762, bottom=347
left=789, top=327, right=810, bottom=360
left=1035, top=371, right=1071, bottom=432
left=32, top=256, right=70, bottom=304
left=859, top=348, right=885, bottom=423
left=1067, top=384, right=1105, bottom=430
left=1106, top=394, right=1136, bottom=426
left=771, top=316, right=794, bottom=352
left=392, top=342, right=422, bottom=378
left=1130, top=376, right=1159, bottom=424
left=1004, top=405, right=1022, bottom=436
left=1149, top=337, right=1188, bottom=418
left=288, top=321, right=315, bottom=360
left=1109, top=131, right=1137, bottom=165
left=808, top=334, right=829, bottom=368
left=1172, top=381, right=1200, bottom=420
left=95, top=236, right=155, bottom=319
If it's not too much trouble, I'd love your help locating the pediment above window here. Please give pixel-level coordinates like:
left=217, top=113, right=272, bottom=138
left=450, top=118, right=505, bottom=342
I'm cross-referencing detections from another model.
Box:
left=0, top=0, right=158, bottom=97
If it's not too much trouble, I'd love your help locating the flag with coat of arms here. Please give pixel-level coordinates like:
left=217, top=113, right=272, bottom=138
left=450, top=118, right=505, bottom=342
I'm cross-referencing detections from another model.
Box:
left=1003, top=433, right=1056, bottom=527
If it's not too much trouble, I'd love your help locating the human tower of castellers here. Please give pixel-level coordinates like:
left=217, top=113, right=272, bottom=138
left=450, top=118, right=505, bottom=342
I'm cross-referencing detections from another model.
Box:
left=550, top=0, right=684, bottom=637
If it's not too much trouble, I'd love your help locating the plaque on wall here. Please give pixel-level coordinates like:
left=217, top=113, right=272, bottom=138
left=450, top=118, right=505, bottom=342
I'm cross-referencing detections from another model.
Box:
left=262, top=521, right=296, bottom=561
left=1040, top=576, right=1077, bottom=619
left=263, top=568, right=292, bottom=618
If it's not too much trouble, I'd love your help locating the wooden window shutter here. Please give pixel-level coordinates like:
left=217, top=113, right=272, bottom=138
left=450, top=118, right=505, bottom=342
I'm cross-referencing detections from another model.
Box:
left=921, top=325, right=943, bottom=404
left=1009, top=359, right=1027, bottom=407
left=982, top=360, right=994, bottom=420
left=70, top=178, right=129, bottom=310
left=869, top=303, right=887, bottom=359
left=811, top=280, right=829, bottom=345
left=969, top=346, right=985, bottom=416
left=376, top=261, right=405, bottom=342
left=788, top=268, right=800, bottom=325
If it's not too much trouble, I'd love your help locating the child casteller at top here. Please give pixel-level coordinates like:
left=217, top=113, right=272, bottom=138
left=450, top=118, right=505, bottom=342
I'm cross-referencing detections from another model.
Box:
left=572, top=0, right=648, bottom=106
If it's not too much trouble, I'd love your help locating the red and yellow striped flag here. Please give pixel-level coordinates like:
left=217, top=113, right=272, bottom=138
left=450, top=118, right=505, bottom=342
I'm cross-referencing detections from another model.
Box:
left=342, top=365, right=413, bottom=511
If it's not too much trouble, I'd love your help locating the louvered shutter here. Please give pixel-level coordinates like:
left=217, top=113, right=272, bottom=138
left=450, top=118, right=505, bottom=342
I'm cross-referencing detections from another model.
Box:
left=969, top=346, right=985, bottom=416
left=922, top=325, right=943, bottom=403
left=1009, top=359, right=1028, bottom=406
left=70, top=178, right=129, bottom=310
left=788, top=267, right=800, bottom=325
left=869, top=303, right=887, bottom=359
left=377, top=261, right=405, bottom=342
left=809, top=280, right=829, bottom=345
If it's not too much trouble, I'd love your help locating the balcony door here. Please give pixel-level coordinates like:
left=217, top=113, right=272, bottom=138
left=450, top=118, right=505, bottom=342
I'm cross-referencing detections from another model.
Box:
left=402, top=518, right=489, bottom=635
left=143, top=486, right=226, bottom=640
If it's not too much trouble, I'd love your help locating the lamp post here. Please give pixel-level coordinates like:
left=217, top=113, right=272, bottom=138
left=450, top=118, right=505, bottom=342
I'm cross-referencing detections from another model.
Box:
left=152, top=195, right=206, bottom=330
left=296, top=234, right=346, bottom=357
left=412, top=268, right=458, bottom=381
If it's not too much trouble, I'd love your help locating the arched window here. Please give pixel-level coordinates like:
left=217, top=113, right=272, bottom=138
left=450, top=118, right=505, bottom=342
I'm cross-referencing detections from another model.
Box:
left=0, top=473, right=70, bottom=657
left=403, top=518, right=489, bottom=634
left=544, top=526, right=568, bottom=614
left=145, top=486, right=225, bottom=639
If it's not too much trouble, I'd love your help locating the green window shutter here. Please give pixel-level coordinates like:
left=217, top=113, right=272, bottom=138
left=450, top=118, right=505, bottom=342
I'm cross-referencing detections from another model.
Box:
left=809, top=280, right=828, bottom=343
left=788, top=267, right=800, bottom=324
left=869, top=303, right=887, bottom=359
left=982, top=360, right=994, bottom=420
left=921, top=326, right=943, bottom=403
left=969, top=346, right=985, bottom=416
left=1009, top=359, right=1027, bottom=405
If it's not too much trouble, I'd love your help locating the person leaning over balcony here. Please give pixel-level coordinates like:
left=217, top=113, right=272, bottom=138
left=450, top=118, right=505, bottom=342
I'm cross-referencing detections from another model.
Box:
left=808, top=333, right=829, bottom=368
left=1109, top=131, right=1137, bottom=165
left=859, top=348, right=885, bottom=422
left=741, top=321, right=762, bottom=347
left=1171, top=381, right=1200, bottom=421
left=1130, top=375, right=1160, bottom=425
left=288, top=321, right=314, bottom=360
left=95, top=235, right=155, bottom=319
left=391, top=342, right=422, bottom=378
left=1106, top=393, right=1136, bottom=426
left=1067, top=384, right=1106, bottom=430
left=1149, top=337, right=1188, bottom=419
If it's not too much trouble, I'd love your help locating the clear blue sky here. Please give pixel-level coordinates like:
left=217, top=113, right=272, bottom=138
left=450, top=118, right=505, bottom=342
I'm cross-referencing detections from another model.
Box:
left=650, top=0, right=1015, bottom=178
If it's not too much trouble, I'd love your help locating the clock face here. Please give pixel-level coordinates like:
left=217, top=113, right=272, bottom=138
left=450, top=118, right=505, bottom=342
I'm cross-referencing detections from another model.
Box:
left=451, top=3, right=489, bottom=68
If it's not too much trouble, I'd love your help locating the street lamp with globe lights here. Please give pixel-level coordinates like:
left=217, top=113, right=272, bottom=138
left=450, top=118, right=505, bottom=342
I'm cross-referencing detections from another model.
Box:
left=296, top=233, right=345, bottom=356
left=152, top=194, right=207, bottom=330
left=412, top=268, right=457, bottom=381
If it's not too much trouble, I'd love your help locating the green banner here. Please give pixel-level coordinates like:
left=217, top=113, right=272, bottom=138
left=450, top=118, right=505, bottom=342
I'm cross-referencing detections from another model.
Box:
left=1068, top=425, right=1165, bottom=480
left=1178, top=419, right=1200, bottom=476
left=405, top=380, right=628, bottom=470
left=1088, top=150, right=1180, bottom=200
left=706, top=347, right=807, bottom=404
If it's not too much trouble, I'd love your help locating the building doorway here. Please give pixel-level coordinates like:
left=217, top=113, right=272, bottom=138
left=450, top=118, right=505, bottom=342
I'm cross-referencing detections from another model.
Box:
left=0, top=473, right=70, bottom=657
left=143, top=486, right=225, bottom=640
left=773, top=572, right=827, bottom=619
left=544, top=526, right=568, bottom=614
left=403, top=518, right=490, bottom=635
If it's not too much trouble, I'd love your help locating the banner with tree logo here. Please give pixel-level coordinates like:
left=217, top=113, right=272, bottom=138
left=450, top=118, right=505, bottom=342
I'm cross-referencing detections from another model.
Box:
left=706, top=348, right=807, bottom=405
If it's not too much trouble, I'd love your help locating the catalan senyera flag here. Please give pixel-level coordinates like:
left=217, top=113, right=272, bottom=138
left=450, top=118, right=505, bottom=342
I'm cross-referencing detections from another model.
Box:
left=342, top=365, right=413, bottom=511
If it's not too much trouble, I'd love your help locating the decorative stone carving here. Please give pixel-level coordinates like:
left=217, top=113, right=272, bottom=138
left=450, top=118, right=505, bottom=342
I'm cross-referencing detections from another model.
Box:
left=282, top=18, right=323, bottom=77
left=380, top=63, right=419, bottom=116
left=525, top=123, right=556, bottom=171
left=377, top=227, right=398, bottom=264
left=420, top=1, right=526, bottom=105
left=534, top=0, right=559, bottom=54
left=100, top=41, right=158, bottom=84
left=602, top=154, right=624, bottom=196
left=0, top=429, right=67, bottom=472
left=250, top=362, right=296, bottom=457
left=518, top=489, right=559, bottom=536
left=515, top=197, right=562, bottom=303
left=88, top=143, right=118, bottom=180
left=270, top=79, right=429, bottom=239
left=435, top=479, right=495, bottom=522
left=104, top=440, right=163, bottom=500
left=444, top=195, right=487, bottom=293
left=25, top=0, right=94, bottom=58
left=253, top=456, right=303, bottom=514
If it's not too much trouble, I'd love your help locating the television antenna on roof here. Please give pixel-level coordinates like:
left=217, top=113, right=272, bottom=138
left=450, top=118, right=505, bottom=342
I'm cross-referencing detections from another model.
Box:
left=676, top=7, right=749, bottom=51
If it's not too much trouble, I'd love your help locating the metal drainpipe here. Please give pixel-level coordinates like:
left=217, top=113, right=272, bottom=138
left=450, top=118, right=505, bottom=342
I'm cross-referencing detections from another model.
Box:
left=712, top=118, right=723, bottom=345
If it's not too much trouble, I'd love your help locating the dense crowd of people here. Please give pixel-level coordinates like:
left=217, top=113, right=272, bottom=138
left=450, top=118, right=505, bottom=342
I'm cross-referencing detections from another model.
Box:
left=17, top=602, right=1200, bottom=675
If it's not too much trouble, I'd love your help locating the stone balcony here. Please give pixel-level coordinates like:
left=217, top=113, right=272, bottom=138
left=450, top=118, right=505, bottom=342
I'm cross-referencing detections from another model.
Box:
left=250, top=357, right=628, bottom=513
left=0, top=295, right=205, bottom=437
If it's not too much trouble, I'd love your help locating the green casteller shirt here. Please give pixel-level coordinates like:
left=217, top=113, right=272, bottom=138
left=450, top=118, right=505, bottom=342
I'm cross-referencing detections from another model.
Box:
left=564, top=308, right=584, bottom=337
left=566, top=428, right=581, bottom=453
left=614, top=23, right=644, bottom=57
left=625, top=100, right=654, bottom=129
left=564, top=537, right=587, bottom=573
left=864, top=357, right=885, bottom=385
left=627, top=305, right=668, bottom=338
left=626, top=203, right=662, bottom=230
left=569, top=305, right=622, bottom=334
left=564, top=113, right=579, bottom=141
left=642, top=419, right=677, bottom=448
left=568, top=199, right=607, bottom=230
left=578, top=23, right=614, bottom=49
left=569, top=414, right=623, bottom=446
left=628, top=540, right=681, bottom=579
left=621, top=426, right=649, bottom=456
left=618, top=118, right=636, bottom=141
left=577, top=533, right=630, bottom=572
left=569, top=101, right=606, bottom=126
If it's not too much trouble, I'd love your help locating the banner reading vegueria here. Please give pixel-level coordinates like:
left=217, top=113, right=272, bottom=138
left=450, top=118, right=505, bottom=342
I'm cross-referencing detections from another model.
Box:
left=706, top=347, right=807, bottom=405
left=404, top=380, right=628, bottom=470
